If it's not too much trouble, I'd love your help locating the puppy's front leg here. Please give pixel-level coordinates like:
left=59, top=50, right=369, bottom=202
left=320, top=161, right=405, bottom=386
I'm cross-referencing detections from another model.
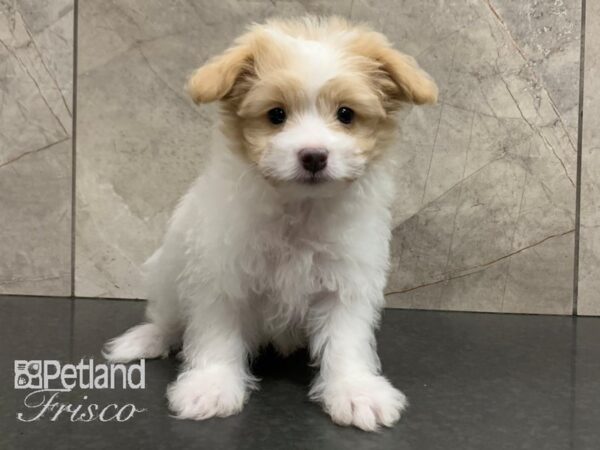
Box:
left=308, top=290, right=407, bottom=431
left=167, top=296, right=256, bottom=420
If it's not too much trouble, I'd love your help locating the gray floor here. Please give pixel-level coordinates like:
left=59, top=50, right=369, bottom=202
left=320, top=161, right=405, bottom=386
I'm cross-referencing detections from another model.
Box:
left=1, top=296, right=598, bottom=450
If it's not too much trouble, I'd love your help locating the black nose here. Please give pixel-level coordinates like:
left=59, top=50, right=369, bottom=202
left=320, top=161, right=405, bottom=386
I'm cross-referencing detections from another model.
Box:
left=299, top=149, right=328, bottom=174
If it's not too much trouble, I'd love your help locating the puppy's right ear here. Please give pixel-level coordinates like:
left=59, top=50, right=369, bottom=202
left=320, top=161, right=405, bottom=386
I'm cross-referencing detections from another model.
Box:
left=187, top=37, right=253, bottom=104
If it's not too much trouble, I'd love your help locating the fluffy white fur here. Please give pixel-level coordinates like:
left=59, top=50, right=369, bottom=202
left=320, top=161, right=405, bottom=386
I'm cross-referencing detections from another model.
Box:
left=104, top=17, right=437, bottom=431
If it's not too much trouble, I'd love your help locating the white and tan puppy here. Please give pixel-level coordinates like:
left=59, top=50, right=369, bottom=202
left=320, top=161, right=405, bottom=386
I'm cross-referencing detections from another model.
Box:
left=104, top=16, right=437, bottom=431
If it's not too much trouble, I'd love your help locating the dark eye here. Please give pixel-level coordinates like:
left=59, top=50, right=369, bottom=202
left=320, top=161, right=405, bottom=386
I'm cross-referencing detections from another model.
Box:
left=267, top=107, right=286, bottom=125
left=336, top=106, right=354, bottom=124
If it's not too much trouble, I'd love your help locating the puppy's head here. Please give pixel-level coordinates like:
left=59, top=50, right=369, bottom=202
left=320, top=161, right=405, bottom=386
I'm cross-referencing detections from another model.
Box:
left=188, top=17, right=437, bottom=196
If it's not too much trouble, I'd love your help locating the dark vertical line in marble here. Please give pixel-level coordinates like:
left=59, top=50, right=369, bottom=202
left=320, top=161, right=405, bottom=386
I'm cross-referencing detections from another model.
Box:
left=573, top=0, right=587, bottom=316
left=68, top=0, right=77, bottom=383
left=70, top=0, right=79, bottom=298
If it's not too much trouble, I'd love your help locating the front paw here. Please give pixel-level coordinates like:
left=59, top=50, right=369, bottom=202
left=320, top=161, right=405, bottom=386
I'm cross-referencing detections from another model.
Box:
left=167, top=367, right=252, bottom=420
left=311, top=374, right=407, bottom=431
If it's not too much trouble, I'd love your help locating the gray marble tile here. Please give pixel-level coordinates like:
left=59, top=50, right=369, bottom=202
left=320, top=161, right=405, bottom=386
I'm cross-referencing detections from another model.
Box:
left=0, top=138, right=71, bottom=295
left=487, top=0, right=581, bottom=145
left=578, top=0, right=600, bottom=316
left=0, top=0, right=72, bottom=296
left=76, top=0, right=578, bottom=315
left=367, top=0, right=578, bottom=314
left=503, top=230, right=574, bottom=314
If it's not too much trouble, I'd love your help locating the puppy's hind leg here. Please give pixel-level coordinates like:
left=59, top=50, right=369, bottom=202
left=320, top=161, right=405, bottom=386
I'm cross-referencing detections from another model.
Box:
left=103, top=322, right=176, bottom=363
left=103, top=248, right=183, bottom=363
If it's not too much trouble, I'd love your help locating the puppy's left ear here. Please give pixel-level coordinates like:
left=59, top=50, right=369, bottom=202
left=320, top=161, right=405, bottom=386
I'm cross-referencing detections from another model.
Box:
left=351, top=32, right=438, bottom=106
left=376, top=47, right=438, bottom=105
left=187, top=37, right=253, bottom=103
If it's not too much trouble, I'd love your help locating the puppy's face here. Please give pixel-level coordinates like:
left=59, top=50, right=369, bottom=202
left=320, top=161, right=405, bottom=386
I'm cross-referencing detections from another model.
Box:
left=188, top=18, right=437, bottom=196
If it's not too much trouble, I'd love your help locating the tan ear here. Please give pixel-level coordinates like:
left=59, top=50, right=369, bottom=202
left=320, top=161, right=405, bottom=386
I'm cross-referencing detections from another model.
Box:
left=350, top=32, right=438, bottom=105
left=376, top=47, right=438, bottom=105
left=187, top=40, right=253, bottom=103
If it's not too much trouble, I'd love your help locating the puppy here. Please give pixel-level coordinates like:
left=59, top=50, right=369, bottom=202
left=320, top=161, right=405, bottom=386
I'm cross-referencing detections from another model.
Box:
left=103, top=16, right=437, bottom=431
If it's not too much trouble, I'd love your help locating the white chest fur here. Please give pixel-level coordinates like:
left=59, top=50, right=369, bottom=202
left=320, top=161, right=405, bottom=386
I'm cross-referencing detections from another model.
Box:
left=169, top=151, right=394, bottom=324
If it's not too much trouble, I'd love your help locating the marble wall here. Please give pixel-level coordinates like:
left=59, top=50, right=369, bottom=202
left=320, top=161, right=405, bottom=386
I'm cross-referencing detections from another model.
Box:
left=364, top=0, right=579, bottom=314
left=2, top=0, right=597, bottom=316
left=0, top=0, right=73, bottom=295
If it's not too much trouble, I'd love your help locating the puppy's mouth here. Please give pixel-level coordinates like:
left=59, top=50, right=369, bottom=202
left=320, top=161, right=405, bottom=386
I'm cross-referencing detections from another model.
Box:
left=295, top=172, right=331, bottom=185
left=261, top=171, right=332, bottom=186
